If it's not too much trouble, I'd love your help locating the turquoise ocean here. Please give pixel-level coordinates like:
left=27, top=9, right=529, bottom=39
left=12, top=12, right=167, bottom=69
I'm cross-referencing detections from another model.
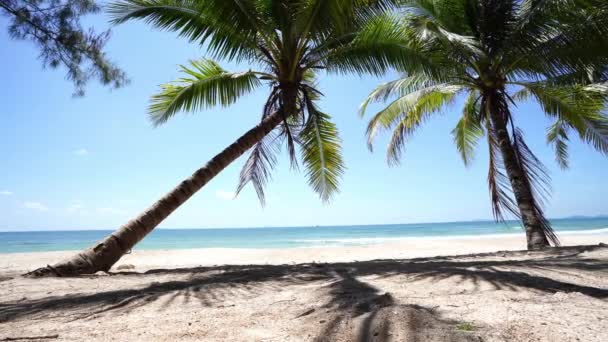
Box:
left=1, top=217, right=607, bottom=253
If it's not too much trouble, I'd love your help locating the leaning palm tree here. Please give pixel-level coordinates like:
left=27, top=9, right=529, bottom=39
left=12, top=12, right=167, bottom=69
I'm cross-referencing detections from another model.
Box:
left=361, top=0, right=608, bottom=250
left=27, top=0, right=426, bottom=276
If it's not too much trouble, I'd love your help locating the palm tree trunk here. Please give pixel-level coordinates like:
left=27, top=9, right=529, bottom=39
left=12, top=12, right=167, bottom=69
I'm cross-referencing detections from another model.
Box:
left=26, top=111, right=285, bottom=277
left=488, top=101, right=550, bottom=250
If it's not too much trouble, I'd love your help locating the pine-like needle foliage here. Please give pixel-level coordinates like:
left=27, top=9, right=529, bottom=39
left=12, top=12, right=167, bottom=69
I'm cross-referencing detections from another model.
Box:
left=362, top=0, right=608, bottom=245
left=1, top=0, right=128, bottom=96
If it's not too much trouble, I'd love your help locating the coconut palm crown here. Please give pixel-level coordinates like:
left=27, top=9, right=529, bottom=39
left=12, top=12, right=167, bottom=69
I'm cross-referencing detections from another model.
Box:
left=362, top=0, right=608, bottom=249
left=26, top=0, right=430, bottom=276
left=110, top=0, right=422, bottom=203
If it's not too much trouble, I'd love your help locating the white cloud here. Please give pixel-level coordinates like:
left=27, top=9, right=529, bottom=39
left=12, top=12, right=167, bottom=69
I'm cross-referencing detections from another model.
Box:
left=66, top=204, right=128, bottom=216
left=74, top=148, right=89, bottom=156
left=67, top=203, right=85, bottom=213
left=23, top=201, right=49, bottom=211
left=0, top=190, right=12, bottom=196
left=215, top=190, right=236, bottom=200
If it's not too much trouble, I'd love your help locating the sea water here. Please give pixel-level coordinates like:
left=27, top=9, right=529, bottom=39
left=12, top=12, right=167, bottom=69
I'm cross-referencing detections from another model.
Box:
left=1, top=217, right=607, bottom=253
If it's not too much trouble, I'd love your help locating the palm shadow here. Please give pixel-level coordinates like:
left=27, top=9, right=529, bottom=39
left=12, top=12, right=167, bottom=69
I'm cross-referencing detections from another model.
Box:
left=313, top=267, right=479, bottom=341
left=1, top=244, right=606, bottom=340
left=0, top=264, right=328, bottom=322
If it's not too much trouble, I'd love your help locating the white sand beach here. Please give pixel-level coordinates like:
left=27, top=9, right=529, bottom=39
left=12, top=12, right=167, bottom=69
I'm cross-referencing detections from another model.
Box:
left=1, top=233, right=607, bottom=341
left=2, top=232, right=607, bottom=274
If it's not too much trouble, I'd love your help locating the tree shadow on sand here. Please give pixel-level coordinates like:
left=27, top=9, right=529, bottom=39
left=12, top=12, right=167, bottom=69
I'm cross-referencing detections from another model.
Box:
left=313, top=267, right=480, bottom=341
left=1, top=244, right=606, bottom=340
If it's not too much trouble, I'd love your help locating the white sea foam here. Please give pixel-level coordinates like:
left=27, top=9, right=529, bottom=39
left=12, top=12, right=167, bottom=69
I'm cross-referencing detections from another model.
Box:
left=558, top=227, right=608, bottom=235
left=293, top=228, right=608, bottom=246
left=294, top=234, right=523, bottom=246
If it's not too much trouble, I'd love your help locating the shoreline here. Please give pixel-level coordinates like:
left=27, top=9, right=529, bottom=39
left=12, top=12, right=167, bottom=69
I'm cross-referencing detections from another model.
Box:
left=2, top=232, right=607, bottom=275
left=1, top=228, right=607, bottom=254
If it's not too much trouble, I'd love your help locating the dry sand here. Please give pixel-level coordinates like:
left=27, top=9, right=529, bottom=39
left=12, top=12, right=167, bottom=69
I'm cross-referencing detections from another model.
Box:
left=1, top=233, right=607, bottom=341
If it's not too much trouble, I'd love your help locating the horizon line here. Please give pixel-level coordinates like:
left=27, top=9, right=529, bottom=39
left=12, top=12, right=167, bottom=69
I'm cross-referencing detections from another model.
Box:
left=1, top=215, right=607, bottom=233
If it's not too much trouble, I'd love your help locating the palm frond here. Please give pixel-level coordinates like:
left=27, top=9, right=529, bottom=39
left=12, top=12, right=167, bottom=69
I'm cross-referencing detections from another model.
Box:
left=513, top=82, right=608, bottom=156
left=405, top=12, right=482, bottom=56
left=300, top=96, right=345, bottom=202
left=512, top=129, right=552, bottom=206
left=486, top=119, right=518, bottom=221
left=580, top=115, right=608, bottom=156
left=403, top=0, right=470, bottom=32
left=510, top=0, right=608, bottom=74
left=295, top=0, right=352, bottom=39
left=149, top=59, right=261, bottom=125
left=512, top=129, right=559, bottom=246
left=452, top=91, right=483, bottom=166
left=296, top=0, right=399, bottom=39
left=546, top=120, right=570, bottom=169
left=236, top=129, right=282, bottom=206
left=384, top=85, right=461, bottom=164
left=281, top=110, right=300, bottom=171
left=321, top=13, right=439, bottom=77
left=108, top=0, right=260, bottom=61
left=512, top=84, right=582, bottom=126
left=364, top=83, right=462, bottom=159
left=579, top=84, right=608, bottom=155
left=359, top=73, right=440, bottom=116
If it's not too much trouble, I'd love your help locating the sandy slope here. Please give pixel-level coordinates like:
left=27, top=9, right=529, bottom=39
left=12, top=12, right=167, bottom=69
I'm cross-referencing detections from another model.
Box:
left=0, top=235, right=607, bottom=341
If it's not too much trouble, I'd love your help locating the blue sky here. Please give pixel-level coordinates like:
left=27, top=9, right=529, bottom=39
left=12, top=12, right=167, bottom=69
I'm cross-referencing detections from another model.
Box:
left=1, top=14, right=607, bottom=231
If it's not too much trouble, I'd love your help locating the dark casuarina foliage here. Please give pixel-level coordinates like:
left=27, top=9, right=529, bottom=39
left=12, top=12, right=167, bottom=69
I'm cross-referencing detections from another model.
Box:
left=26, top=0, right=419, bottom=276
left=1, top=0, right=128, bottom=95
left=362, top=0, right=608, bottom=249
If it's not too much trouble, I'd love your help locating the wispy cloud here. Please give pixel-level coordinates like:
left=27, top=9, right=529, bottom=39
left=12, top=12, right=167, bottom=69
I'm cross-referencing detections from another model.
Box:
left=0, top=190, right=12, bottom=196
left=74, top=148, right=89, bottom=156
left=215, top=190, right=236, bottom=200
left=67, top=203, right=85, bottom=213
left=64, top=203, right=128, bottom=216
left=23, top=201, right=49, bottom=211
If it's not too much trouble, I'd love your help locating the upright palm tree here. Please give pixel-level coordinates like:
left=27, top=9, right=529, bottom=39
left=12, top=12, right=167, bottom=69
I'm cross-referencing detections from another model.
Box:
left=28, top=0, right=424, bottom=276
left=362, top=0, right=608, bottom=249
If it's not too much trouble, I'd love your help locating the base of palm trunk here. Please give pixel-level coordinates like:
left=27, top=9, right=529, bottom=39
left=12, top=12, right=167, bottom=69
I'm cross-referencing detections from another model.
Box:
left=526, top=229, right=551, bottom=250
left=24, top=238, right=126, bottom=277
left=25, top=111, right=286, bottom=278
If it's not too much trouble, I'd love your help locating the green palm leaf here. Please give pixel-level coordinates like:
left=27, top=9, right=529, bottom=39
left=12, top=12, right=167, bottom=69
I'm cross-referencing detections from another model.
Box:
left=486, top=116, right=518, bottom=222
left=321, top=13, right=437, bottom=77
left=402, top=0, right=470, bottom=33
left=149, top=59, right=261, bottom=125
left=452, top=91, right=483, bottom=166
left=546, top=120, right=570, bottom=169
left=359, top=74, right=440, bottom=117
left=509, top=0, right=608, bottom=75
left=384, top=86, right=460, bottom=165
left=108, top=0, right=260, bottom=61
left=513, top=82, right=608, bottom=157
left=296, top=0, right=399, bottom=39
left=405, top=12, right=481, bottom=56
left=361, top=0, right=607, bottom=249
left=236, top=129, right=282, bottom=205
left=300, top=103, right=345, bottom=202
left=365, top=83, right=462, bottom=158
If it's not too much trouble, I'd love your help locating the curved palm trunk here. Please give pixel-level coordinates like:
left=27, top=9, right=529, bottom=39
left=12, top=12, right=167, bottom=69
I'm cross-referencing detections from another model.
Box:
left=27, top=111, right=284, bottom=277
left=488, top=103, right=550, bottom=250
